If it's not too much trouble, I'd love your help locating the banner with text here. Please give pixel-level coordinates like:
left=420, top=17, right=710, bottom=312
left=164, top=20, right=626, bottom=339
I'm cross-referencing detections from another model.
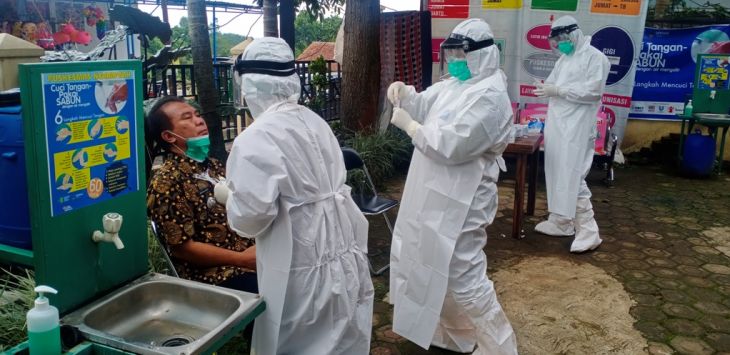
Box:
left=428, top=0, right=649, bottom=143
left=630, top=25, right=730, bottom=120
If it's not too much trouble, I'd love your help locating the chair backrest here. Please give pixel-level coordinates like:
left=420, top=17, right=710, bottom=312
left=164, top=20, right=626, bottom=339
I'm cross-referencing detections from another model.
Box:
left=341, top=147, right=364, bottom=171
left=150, top=221, right=179, bottom=277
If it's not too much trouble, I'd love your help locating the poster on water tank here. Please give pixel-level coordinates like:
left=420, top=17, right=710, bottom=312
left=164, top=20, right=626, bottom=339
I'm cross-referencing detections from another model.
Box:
left=41, top=70, right=138, bottom=217
left=630, top=25, right=730, bottom=120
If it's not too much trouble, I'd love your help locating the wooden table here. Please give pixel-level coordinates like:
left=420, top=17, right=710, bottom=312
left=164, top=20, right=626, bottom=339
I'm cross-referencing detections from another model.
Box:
left=503, top=134, right=544, bottom=239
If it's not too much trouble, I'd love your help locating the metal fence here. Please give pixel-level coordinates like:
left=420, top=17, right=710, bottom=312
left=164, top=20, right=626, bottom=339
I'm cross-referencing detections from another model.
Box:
left=143, top=60, right=341, bottom=142
left=295, top=60, right=342, bottom=122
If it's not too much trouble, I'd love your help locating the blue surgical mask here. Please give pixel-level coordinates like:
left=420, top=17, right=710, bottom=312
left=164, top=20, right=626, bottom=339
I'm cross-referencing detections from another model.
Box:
left=447, top=59, right=472, bottom=81
left=168, top=131, right=210, bottom=162
left=557, top=41, right=575, bottom=55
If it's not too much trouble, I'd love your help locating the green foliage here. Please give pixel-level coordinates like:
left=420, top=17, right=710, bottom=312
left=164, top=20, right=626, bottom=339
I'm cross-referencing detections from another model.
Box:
left=0, top=268, right=35, bottom=351
left=294, top=12, right=342, bottom=57
left=217, top=333, right=250, bottom=354
left=342, top=128, right=413, bottom=193
left=144, top=16, right=243, bottom=63
left=148, top=223, right=172, bottom=275
left=303, top=55, right=329, bottom=111
left=254, top=0, right=344, bottom=20
left=214, top=32, right=246, bottom=58
left=648, top=0, right=729, bottom=22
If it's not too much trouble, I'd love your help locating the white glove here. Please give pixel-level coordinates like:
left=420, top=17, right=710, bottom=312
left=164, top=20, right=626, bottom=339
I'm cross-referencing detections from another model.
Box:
left=534, top=83, right=561, bottom=98
left=387, top=81, right=409, bottom=105
left=214, top=181, right=230, bottom=205
left=391, top=108, right=421, bottom=138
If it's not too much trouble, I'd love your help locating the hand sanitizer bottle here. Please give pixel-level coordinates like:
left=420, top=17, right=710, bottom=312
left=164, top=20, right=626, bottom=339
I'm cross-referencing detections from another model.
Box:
left=27, top=285, right=61, bottom=355
left=685, top=99, right=693, bottom=117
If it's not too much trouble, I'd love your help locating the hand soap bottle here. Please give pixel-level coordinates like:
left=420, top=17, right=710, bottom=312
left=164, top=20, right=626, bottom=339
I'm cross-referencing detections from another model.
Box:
left=685, top=99, right=693, bottom=117
left=27, top=285, right=61, bottom=355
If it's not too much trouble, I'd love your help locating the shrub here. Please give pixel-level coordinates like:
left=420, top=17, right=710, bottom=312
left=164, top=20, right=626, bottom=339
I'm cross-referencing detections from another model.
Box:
left=0, top=268, right=35, bottom=351
left=343, top=127, right=413, bottom=193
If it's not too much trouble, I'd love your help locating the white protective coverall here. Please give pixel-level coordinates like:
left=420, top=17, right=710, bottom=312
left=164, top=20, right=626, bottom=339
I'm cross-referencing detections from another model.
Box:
left=534, top=16, right=610, bottom=253
left=387, top=19, right=517, bottom=354
left=225, top=37, right=374, bottom=355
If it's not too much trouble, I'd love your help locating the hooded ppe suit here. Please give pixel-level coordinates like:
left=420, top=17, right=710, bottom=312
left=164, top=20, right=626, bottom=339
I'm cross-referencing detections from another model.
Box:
left=387, top=19, right=517, bottom=355
left=226, top=37, right=374, bottom=355
left=533, top=16, right=610, bottom=253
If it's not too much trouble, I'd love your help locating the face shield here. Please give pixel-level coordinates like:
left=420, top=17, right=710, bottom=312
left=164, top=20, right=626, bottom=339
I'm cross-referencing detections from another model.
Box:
left=439, top=34, right=494, bottom=80
left=548, top=23, right=579, bottom=54
left=234, top=53, right=297, bottom=77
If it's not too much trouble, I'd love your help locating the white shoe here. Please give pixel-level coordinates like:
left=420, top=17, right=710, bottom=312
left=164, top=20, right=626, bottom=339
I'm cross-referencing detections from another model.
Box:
left=535, top=214, right=575, bottom=236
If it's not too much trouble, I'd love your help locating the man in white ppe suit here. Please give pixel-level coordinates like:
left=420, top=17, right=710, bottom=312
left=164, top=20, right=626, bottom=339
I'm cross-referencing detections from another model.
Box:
left=224, top=37, right=374, bottom=355
left=533, top=15, right=610, bottom=253
left=386, top=19, right=517, bottom=354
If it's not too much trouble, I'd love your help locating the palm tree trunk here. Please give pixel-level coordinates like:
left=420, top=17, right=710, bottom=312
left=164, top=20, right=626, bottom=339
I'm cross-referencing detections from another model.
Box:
left=263, top=0, right=278, bottom=37
left=342, top=0, right=380, bottom=131
left=187, top=0, right=226, bottom=160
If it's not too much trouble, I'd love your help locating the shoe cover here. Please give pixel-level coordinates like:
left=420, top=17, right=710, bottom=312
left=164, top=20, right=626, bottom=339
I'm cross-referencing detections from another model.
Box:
left=535, top=214, right=575, bottom=236
left=570, top=198, right=602, bottom=252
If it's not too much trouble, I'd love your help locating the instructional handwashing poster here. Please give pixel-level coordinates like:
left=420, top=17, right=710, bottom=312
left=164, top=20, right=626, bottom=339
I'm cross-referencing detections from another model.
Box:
left=42, top=70, right=138, bottom=216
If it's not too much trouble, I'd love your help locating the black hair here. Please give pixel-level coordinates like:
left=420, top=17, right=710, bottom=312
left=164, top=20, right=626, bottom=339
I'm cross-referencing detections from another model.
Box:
left=144, top=96, right=186, bottom=181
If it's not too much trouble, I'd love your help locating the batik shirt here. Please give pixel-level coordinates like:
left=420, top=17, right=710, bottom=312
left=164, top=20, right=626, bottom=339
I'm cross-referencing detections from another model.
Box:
left=147, top=154, right=254, bottom=284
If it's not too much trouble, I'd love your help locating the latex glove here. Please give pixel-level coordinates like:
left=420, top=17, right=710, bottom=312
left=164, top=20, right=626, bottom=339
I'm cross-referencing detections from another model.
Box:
left=214, top=181, right=230, bottom=205
left=387, top=81, right=408, bottom=106
left=534, top=83, right=561, bottom=98
left=391, top=108, right=421, bottom=138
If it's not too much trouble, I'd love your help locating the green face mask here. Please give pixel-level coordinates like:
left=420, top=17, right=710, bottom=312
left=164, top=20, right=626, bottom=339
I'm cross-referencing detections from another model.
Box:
left=557, top=41, right=575, bottom=55
left=447, top=59, right=472, bottom=81
left=185, top=135, right=210, bottom=162
left=169, top=132, right=210, bottom=162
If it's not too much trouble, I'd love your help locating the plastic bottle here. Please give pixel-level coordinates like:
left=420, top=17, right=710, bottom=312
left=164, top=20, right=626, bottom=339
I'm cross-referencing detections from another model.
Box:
left=685, top=99, right=693, bottom=117
left=27, top=285, right=61, bottom=355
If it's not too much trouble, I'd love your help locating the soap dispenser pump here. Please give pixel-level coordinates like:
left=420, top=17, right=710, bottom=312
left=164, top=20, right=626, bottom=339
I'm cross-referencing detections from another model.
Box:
left=27, top=285, right=61, bottom=355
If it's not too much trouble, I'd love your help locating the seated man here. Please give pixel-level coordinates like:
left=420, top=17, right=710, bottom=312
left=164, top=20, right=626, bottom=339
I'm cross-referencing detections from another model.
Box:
left=145, top=96, right=257, bottom=293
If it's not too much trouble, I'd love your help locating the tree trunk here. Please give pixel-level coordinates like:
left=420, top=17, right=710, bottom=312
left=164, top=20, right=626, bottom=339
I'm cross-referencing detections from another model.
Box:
left=342, top=0, right=380, bottom=132
left=279, top=0, right=295, bottom=51
left=263, top=0, right=278, bottom=37
left=187, top=0, right=226, bottom=160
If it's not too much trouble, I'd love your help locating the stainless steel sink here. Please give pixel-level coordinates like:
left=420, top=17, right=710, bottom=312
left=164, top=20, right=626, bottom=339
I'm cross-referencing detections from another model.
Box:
left=694, top=113, right=730, bottom=121
left=62, top=273, right=262, bottom=355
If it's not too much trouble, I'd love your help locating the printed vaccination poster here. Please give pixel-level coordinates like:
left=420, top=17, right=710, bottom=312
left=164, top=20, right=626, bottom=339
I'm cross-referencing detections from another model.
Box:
left=42, top=70, right=138, bottom=216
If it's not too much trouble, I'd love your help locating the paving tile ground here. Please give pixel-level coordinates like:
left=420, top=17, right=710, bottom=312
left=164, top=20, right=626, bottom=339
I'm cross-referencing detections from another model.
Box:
left=366, top=163, right=730, bottom=354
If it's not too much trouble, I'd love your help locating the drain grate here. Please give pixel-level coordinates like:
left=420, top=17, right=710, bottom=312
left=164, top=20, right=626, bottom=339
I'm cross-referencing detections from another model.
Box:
left=160, top=335, right=195, bottom=347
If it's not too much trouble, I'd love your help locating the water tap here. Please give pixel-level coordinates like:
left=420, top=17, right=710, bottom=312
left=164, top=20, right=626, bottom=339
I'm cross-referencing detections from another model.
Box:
left=92, top=213, right=125, bottom=249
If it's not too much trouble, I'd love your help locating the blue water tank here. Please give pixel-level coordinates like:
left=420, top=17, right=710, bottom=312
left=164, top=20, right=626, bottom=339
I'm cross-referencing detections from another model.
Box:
left=682, top=131, right=716, bottom=177
left=0, top=96, right=32, bottom=250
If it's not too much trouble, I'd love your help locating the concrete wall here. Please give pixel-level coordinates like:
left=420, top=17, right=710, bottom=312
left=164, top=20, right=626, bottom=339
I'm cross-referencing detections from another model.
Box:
left=622, top=119, right=730, bottom=161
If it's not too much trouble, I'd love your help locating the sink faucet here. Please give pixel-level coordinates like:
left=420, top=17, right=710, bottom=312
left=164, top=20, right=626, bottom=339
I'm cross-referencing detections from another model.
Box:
left=92, top=213, right=125, bottom=249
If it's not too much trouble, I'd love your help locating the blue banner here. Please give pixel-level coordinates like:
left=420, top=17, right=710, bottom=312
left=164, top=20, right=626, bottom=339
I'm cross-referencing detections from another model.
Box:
left=630, top=25, right=730, bottom=120
left=42, top=71, right=139, bottom=216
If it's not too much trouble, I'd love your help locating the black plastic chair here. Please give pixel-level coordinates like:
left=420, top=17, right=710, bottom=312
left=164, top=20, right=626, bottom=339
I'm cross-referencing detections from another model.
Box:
left=341, top=147, right=398, bottom=275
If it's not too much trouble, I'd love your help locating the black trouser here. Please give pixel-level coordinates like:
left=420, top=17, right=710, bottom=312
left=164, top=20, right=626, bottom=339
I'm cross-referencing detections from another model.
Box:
left=218, top=272, right=258, bottom=293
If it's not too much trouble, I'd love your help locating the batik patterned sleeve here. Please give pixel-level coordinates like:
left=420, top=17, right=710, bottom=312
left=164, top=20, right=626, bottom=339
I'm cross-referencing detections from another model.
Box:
left=147, top=164, right=197, bottom=246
